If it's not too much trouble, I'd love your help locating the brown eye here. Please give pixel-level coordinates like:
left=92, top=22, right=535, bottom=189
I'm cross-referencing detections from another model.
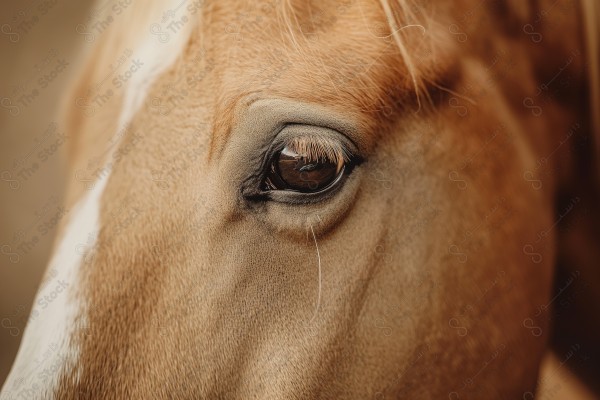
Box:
left=264, top=141, right=347, bottom=193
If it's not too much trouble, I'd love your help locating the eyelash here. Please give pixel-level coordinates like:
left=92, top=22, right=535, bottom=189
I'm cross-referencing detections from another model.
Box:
left=283, top=135, right=352, bottom=165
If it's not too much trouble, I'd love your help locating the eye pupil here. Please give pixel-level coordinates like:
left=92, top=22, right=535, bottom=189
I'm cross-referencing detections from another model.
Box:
left=265, top=145, right=345, bottom=193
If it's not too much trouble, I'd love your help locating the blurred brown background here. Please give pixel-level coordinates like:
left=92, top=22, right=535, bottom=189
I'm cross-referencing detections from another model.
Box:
left=0, top=0, right=94, bottom=385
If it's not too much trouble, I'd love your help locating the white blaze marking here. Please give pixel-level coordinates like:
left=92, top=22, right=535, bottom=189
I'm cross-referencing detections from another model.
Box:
left=0, top=177, right=108, bottom=400
left=1, top=2, right=194, bottom=397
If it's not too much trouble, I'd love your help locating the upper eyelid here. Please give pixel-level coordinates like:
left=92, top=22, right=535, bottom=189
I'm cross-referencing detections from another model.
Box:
left=229, top=97, right=366, bottom=165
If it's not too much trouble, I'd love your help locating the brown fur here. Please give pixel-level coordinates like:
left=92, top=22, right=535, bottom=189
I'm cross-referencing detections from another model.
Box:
left=43, top=0, right=600, bottom=398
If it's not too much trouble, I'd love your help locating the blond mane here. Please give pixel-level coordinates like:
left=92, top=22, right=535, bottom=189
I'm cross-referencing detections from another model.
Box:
left=377, top=0, right=428, bottom=106
left=278, top=0, right=432, bottom=108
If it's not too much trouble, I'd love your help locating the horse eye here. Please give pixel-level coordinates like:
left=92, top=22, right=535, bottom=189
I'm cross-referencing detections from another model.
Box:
left=264, top=145, right=346, bottom=193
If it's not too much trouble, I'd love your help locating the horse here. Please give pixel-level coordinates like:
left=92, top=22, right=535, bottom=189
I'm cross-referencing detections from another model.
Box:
left=1, top=0, right=599, bottom=398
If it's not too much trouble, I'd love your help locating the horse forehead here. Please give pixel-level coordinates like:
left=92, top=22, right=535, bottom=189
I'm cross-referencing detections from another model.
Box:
left=162, top=1, right=445, bottom=156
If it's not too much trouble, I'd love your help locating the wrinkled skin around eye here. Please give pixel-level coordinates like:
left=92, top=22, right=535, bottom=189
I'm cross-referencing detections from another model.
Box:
left=266, top=146, right=345, bottom=192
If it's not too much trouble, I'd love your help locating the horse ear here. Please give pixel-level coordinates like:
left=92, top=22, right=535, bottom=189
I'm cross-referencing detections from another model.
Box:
left=581, top=0, right=600, bottom=183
